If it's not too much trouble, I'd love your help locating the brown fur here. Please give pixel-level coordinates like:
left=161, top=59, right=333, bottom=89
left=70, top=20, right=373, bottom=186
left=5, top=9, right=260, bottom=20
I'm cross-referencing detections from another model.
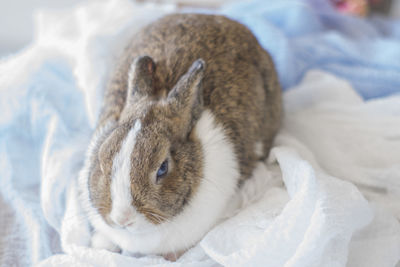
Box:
left=88, top=14, right=282, bottom=225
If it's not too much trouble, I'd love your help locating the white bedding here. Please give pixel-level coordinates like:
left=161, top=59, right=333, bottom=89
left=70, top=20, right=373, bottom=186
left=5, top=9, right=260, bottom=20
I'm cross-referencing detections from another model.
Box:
left=39, top=70, right=400, bottom=267
left=0, top=0, right=399, bottom=266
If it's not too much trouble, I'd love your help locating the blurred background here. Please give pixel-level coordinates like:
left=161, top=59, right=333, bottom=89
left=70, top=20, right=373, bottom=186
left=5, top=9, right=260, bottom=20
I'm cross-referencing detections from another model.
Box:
left=0, top=0, right=228, bottom=57
left=0, top=0, right=82, bottom=57
left=0, top=0, right=399, bottom=58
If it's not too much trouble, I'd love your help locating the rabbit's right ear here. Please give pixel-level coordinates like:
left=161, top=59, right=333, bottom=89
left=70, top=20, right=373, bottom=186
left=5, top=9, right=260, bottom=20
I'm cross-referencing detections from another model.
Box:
left=126, top=55, right=156, bottom=103
left=167, top=59, right=205, bottom=137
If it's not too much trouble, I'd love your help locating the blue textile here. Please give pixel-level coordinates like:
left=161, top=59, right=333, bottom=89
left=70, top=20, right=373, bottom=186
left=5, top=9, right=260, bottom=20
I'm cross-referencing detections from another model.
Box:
left=222, top=0, right=400, bottom=99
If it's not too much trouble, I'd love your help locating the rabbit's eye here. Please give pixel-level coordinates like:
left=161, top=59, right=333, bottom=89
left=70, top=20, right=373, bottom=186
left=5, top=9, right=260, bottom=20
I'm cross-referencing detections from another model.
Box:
left=156, top=160, right=168, bottom=180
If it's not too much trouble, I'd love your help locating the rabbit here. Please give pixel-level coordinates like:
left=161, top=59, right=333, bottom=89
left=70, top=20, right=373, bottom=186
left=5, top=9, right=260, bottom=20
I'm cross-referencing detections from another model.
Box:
left=78, top=13, right=282, bottom=256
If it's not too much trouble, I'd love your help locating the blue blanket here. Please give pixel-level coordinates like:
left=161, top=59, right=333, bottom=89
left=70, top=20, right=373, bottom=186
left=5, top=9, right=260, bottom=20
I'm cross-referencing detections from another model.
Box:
left=222, top=0, right=400, bottom=99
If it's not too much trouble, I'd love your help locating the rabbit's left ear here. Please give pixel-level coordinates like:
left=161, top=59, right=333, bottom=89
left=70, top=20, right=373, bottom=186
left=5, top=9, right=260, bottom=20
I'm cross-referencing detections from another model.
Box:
left=167, top=59, right=205, bottom=135
left=126, top=55, right=156, bottom=104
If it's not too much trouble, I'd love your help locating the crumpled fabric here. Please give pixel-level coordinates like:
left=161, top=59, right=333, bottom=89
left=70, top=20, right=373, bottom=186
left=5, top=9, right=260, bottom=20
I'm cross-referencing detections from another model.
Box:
left=39, top=69, right=400, bottom=267
left=199, top=70, right=400, bottom=267
left=222, top=0, right=400, bottom=100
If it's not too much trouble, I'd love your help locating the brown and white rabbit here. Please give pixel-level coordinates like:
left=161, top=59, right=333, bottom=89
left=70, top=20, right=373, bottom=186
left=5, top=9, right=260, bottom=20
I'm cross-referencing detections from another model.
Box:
left=79, top=13, right=282, bottom=256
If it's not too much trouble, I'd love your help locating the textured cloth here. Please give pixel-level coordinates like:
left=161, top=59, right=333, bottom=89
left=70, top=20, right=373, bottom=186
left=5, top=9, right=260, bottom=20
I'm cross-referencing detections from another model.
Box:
left=222, top=0, right=400, bottom=99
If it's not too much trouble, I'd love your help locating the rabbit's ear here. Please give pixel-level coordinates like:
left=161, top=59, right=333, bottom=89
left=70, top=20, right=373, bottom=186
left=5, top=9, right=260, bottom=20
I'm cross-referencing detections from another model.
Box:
left=127, top=55, right=156, bottom=103
left=167, top=59, right=205, bottom=135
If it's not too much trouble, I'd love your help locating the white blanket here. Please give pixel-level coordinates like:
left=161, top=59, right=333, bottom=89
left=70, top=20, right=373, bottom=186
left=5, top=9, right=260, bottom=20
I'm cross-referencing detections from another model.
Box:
left=0, top=0, right=399, bottom=266
left=39, top=69, right=400, bottom=266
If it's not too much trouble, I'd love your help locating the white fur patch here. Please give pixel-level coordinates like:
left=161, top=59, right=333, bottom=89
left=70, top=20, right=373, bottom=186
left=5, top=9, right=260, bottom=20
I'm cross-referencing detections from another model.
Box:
left=109, top=120, right=141, bottom=226
left=255, top=141, right=263, bottom=157
left=91, top=232, right=121, bottom=252
left=86, top=110, right=240, bottom=254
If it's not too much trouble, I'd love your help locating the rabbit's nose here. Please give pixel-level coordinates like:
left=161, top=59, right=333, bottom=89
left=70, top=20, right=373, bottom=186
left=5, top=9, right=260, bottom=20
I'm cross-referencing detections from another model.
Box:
left=110, top=208, right=135, bottom=227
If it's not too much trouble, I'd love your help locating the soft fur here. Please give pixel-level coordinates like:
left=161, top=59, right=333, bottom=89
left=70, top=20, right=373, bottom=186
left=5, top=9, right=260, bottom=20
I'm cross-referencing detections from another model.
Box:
left=80, top=13, right=282, bottom=256
left=83, top=110, right=238, bottom=254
